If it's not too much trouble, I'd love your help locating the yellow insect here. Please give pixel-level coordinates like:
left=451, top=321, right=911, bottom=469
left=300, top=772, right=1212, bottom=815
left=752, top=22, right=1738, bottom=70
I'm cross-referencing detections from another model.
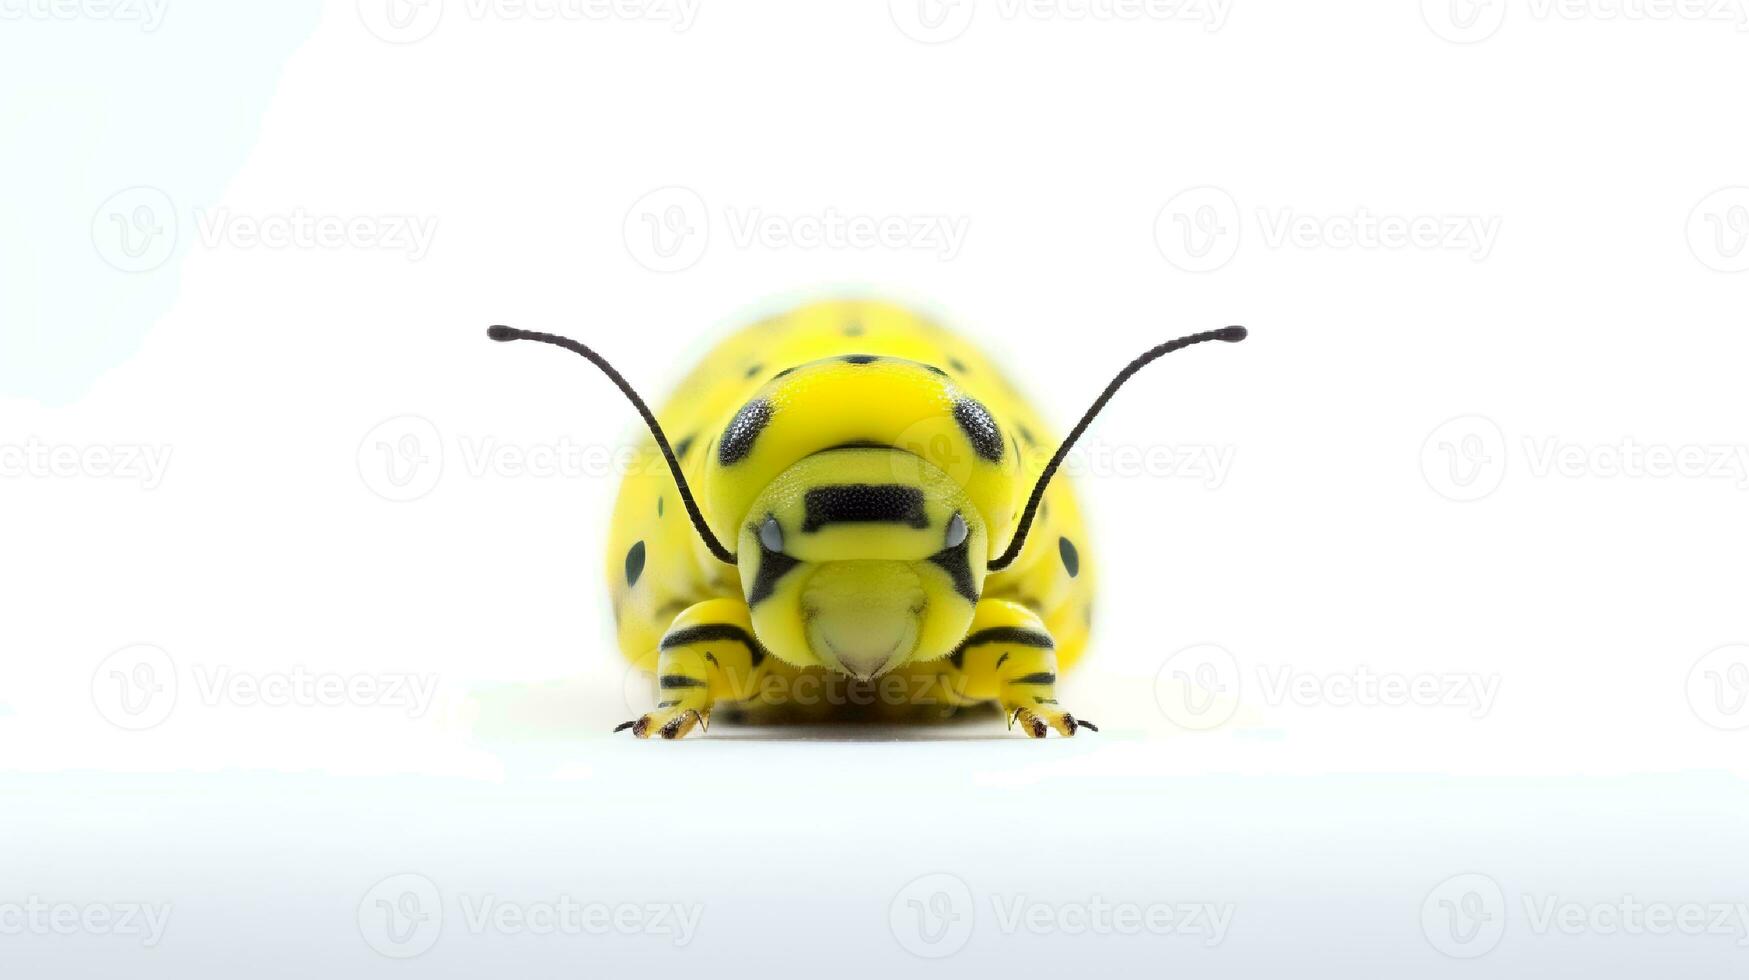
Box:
left=488, top=300, right=1245, bottom=738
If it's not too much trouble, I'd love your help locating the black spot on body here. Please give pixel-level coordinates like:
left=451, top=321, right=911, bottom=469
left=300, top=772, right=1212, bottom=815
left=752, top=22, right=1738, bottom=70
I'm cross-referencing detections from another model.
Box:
left=624, top=541, right=646, bottom=586
left=657, top=496, right=664, bottom=517
left=948, top=357, right=969, bottom=373
left=952, top=398, right=1005, bottom=463
left=773, top=366, right=798, bottom=379
left=744, top=364, right=764, bottom=379
left=1058, top=537, right=1080, bottom=577
left=923, top=363, right=948, bottom=377
left=718, top=399, right=773, bottom=465
left=672, top=434, right=696, bottom=460
left=1019, top=425, right=1038, bottom=447
left=843, top=320, right=865, bottom=336
left=841, top=354, right=879, bottom=365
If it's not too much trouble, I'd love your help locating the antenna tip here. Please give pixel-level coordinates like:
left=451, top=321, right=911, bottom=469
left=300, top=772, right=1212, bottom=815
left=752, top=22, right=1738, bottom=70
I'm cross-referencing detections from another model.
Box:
left=1215, top=325, right=1248, bottom=343
left=487, top=324, right=519, bottom=342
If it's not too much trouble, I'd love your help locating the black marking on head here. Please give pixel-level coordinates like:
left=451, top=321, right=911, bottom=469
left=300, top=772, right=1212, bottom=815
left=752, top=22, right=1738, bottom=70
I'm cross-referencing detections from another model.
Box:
left=841, top=354, right=880, bottom=365
left=952, top=398, right=1005, bottom=463
left=802, top=484, right=927, bottom=532
left=672, top=434, right=696, bottom=461
left=746, top=546, right=802, bottom=607
left=659, top=674, right=707, bottom=689
left=1013, top=671, right=1056, bottom=685
left=948, top=357, right=969, bottom=373
left=661, top=623, right=763, bottom=652
left=1058, top=537, right=1080, bottom=577
left=927, top=537, right=979, bottom=603
left=718, top=399, right=773, bottom=466
left=995, top=652, right=1010, bottom=668
left=624, top=541, right=646, bottom=587
left=744, top=363, right=764, bottom=379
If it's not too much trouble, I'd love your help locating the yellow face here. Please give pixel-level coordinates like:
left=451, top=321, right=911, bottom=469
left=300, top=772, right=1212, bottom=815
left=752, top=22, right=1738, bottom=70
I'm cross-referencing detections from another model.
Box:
left=734, top=449, right=988, bottom=677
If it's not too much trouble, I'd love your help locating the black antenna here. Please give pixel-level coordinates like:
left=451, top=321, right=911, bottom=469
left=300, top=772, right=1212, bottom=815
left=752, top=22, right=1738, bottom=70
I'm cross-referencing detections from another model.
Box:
left=987, top=325, right=1247, bottom=572
left=487, top=325, right=738, bottom=566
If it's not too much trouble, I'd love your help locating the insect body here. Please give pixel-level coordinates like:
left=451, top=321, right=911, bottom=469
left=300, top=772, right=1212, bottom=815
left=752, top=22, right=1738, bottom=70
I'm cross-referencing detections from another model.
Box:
left=489, top=300, right=1245, bottom=738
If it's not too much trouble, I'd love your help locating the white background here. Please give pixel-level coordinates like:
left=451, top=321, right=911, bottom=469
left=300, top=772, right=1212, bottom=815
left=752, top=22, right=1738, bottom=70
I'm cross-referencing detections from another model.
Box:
left=3, top=0, right=1748, bottom=975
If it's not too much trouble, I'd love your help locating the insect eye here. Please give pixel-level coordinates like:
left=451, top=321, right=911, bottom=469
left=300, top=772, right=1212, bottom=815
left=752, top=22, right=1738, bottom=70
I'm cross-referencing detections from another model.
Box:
left=945, top=513, right=968, bottom=548
left=759, top=515, right=784, bottom=553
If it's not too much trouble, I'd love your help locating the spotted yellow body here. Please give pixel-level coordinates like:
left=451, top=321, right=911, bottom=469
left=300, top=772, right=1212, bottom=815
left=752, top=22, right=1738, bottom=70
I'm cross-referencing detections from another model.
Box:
left=603, top=299, right=1095, bottom=736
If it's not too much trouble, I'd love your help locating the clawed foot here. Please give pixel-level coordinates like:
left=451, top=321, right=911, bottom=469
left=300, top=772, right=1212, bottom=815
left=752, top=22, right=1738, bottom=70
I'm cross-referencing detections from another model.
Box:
left=614, top=707, right=708, bottom=739
left=1008, top=705, right=1099, bottom=738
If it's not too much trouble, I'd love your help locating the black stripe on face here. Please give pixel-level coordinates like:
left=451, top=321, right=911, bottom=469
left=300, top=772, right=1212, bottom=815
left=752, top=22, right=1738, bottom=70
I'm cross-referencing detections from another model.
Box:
left=745, top=546, right=801, bottom=607
left=802, top=484, right=927, bottom=532
left=660, top=623, right=762, bottom=652
left=1012, top=671, right=1056, bottom=685
left=927, top=537, right=979, bottom=603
